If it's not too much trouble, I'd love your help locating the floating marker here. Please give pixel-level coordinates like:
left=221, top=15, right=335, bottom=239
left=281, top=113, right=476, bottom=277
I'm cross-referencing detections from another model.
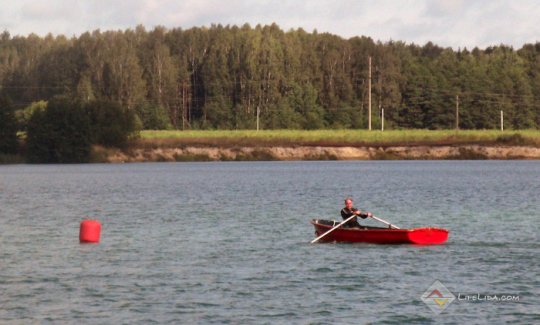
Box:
left=79, top=220, right=101, bottom=243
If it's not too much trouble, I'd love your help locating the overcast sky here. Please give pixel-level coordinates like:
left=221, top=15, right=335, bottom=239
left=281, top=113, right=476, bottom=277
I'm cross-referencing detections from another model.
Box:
left=1, top=0, right=539, bottom=49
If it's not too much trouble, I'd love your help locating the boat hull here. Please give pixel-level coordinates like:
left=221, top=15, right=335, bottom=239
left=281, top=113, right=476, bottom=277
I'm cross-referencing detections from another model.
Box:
left=311, top=219, right=448, bottom=245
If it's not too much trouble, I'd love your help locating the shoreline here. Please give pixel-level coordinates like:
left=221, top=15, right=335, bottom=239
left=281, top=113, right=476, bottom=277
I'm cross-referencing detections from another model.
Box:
left=3, top=130, right=540, bottom=164
left=94, top=144, right=540, bottom=162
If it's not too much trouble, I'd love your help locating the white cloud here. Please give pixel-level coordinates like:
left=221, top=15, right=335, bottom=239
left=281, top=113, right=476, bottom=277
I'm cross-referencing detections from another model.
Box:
left=21, top=0, right=75, bottom=21
left=425, top=0, right=465, bottom=17
left=0, top=0, right=539, bottom=48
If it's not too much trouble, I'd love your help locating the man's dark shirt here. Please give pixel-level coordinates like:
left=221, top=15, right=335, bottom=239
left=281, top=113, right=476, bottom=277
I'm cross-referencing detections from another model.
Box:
left=340, top=207, right=367, bottom=228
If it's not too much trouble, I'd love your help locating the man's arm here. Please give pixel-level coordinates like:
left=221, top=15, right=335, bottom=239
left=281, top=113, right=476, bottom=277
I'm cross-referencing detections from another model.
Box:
left=341, top=208, right=354, bottom=219
left=358, top=211, right=372, bottom=219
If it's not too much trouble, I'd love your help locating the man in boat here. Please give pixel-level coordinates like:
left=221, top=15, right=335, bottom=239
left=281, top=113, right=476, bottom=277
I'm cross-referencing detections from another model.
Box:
left=341, top=197, right=372, bottom=228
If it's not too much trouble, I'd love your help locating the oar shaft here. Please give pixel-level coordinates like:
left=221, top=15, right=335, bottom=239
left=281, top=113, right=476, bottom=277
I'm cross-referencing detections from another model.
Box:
left=311, top=215, right=357, bottom=243
left=370, top=215, right=400, bottom=229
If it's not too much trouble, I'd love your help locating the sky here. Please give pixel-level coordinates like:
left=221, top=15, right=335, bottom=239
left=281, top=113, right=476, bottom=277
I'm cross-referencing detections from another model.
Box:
left=0, top=0, right=539, bottom=49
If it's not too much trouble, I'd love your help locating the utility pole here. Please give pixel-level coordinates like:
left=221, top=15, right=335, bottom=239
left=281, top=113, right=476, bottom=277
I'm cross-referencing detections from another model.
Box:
left=500, top=110, right=504, bottom=131
left=378, top=65, right=383, bottom=132
left=368, top=56, right=372, bottom=130
left=256, top=105, right=260, bottom=131
left=381, top=108, right=384, bottom=131
left=181, top=82, right=185, bottom=130
left=455, top=95, right=459, bottom=130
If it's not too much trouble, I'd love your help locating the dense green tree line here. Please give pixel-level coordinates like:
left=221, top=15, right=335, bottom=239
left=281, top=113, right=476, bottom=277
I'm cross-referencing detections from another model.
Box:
left=25, top=97, right=139, bottom=163
left=1, top=23, right=539, bottom=143
left=0, top=94, right=18, bottom=154
left=0, top=94, right=138, bottom=162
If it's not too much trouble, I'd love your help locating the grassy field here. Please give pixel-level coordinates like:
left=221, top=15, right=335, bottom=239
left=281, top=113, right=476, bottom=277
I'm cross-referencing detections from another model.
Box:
left=139, top=129, right=540, bottom=147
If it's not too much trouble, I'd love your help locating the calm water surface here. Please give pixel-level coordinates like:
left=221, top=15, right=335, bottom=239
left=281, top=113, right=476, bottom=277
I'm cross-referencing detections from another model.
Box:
left=0, top=161, right=539, bottom=324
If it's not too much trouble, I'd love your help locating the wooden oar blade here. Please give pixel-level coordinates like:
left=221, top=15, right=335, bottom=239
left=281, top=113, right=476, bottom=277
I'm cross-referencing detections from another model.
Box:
left=407, top=228, right=449, bottom=245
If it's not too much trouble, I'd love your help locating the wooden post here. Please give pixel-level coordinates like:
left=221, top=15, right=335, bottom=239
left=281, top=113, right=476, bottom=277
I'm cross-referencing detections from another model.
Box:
left=381, top=108, right=384, bottom=131
left=501, top=110, right=504, bottom=131
left=455, top=95, right=459, bottom=130
left=368, top=56, right=372, bottom=131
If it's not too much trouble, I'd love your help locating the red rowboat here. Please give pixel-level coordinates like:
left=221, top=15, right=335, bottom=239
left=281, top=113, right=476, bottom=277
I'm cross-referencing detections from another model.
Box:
left=311, top=219, right=449, bottom=245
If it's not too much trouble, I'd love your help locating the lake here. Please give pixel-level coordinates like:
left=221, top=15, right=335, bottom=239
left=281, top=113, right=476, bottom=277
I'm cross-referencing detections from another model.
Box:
left=0, top=161, right=538, bottom=324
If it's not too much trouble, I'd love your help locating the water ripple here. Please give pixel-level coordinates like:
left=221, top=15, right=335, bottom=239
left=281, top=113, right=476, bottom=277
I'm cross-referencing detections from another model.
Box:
left=0, top=161, right=538, bottom=324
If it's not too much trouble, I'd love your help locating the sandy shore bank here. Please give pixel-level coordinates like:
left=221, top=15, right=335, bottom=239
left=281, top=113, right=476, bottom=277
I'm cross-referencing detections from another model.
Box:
left=94, top=144, right=540, bottom=162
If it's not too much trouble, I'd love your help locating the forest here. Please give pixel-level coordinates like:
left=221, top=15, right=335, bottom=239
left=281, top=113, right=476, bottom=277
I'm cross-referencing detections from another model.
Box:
left=1, top=23, right=540, bottom=160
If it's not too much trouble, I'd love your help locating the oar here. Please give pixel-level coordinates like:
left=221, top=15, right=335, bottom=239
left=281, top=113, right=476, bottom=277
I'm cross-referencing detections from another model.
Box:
left=369, top=215, right=400, bottom=229
left=311, top=214, right=357, bottom=243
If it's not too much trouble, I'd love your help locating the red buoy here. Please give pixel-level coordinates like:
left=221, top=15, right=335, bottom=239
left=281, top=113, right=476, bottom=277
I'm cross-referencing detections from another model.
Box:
left=80, top=220, right=101, bottom=243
